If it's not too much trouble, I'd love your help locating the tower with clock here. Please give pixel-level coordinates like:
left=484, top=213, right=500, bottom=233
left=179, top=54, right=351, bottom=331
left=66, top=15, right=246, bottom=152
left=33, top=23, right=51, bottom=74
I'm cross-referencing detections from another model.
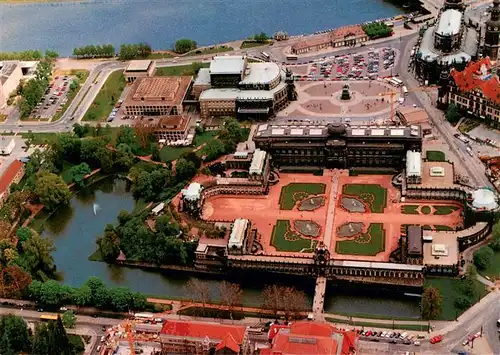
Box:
left=485, top=0, right=500, bottom=60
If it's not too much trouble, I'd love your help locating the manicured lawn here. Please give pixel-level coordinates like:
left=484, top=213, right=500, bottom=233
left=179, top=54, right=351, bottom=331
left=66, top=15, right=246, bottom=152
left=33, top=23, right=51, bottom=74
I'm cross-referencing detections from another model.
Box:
left=147, top=52, right=173, bottom=59
left=477, top=250, right=500, bottom=279
left=185, top=45, right=233, bottom=56
left=270, top=220, right=317, bottom=253
left=434, top=225, right=454, bottom=231
left=433, top=205, right=459, bottom=215
left=335, top=223, right=385, bottom=256
left=240, top=40, right=272, bottom=49
left=194, top=130, right=218, bottom=146
left=426, top=150, right=446, bottom=162
left=421, top=205, right=431, bottom=215
left=402, top=205, right=419, bottom=214
left=342, top=184, right=387, bottom=213
left=83, top=70, right=126, bottom=121
left=279, top=183, right=326, bottom=210
left=155, top=63, right=210, bottom=76
left=52, top=69, right=90, bottom=122
left=158, top=131, right=218, bottom=162
left=425, top=277, right=488, bottom=320
left=20, top=132, right=59, bottom=145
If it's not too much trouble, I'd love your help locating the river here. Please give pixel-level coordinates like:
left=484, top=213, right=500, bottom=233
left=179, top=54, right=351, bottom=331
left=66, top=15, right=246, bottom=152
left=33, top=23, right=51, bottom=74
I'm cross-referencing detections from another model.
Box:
left=41, top=176, right=420, bottom=318
left=0, top=0, right=403, bottom=56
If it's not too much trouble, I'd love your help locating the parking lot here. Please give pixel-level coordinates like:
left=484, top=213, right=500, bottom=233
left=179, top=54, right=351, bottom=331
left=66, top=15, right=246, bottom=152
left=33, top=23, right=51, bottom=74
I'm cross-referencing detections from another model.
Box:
left=290, top=47, right=397, bottom=81
left=30, top=75, right=74, bottom=121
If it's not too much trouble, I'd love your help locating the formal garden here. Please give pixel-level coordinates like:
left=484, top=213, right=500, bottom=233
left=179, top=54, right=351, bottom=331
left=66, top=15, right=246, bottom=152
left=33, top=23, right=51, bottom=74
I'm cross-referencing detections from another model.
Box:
left=335, top=223, right=385, bottom=256
left=341, top=184, right=387, bottom=213
left=425, top=150, right=446, bottom=162
left=401, top=204, right=459, bottom=215
left=279, top=183, right=326, bottom=210
left=270, top=220, right=318, bottom=253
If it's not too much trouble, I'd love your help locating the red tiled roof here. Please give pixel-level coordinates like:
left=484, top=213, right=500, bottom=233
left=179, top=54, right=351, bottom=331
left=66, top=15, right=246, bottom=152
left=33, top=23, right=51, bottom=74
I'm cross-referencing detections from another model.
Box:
left=330, top=25, right=366, bottom=41
left=291, top=35, right=331, bottom=51
left=215, top=332, right=240, bottom=353
left=271, top=332, right=338, bottom=355
left=160, top=320, right=246, bottom=344
left=450, top=57, right=500, bottom=105
left=0, top=159, right=23, bottom=195
left=268, top=324, right=290, bottom=340
left=289, top=322, right=334, bottom=337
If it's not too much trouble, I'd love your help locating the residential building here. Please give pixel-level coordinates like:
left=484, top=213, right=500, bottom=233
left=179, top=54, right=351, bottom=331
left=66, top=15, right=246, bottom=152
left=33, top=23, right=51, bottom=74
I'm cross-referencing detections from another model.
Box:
left=123, top=60, right=156, bottom=83
left=194, top=56, right=293, bottom=120
left=290, top=25, right=367, bottom=54
left=152, top=115, right=192, bottom=142
left=0, top=158, right=25, bottom=207
left=160, top=319, right=248, bottom=355
left=123, top=76, right=192, bottom=116
left=440, top=57, right=500, bottom=129
left=261, top=321, right=358, bottom=355
left=253, top=120, right=422, bottom=169
left=0, top=137, right=15, bottom=155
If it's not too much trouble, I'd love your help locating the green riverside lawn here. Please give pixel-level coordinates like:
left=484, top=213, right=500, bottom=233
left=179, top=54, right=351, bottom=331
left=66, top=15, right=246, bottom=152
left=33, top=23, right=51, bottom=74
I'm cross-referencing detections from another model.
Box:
left=83, top=70, right=125, bottom=121
left=279, top=183, right=326, bottom=210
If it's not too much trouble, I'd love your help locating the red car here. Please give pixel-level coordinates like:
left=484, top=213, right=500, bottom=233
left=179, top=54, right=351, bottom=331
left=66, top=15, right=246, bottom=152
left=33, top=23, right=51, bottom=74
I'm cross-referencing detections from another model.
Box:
left=430, top=335, right=443, bottom=344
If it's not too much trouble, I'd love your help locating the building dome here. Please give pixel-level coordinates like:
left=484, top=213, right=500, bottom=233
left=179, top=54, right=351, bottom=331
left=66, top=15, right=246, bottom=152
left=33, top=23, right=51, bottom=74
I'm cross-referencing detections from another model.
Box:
left=327, top=123, right=346, bottom=136
left=487, top=0, right=500, bottom=28
left=470, top=188, right=499, bottom=211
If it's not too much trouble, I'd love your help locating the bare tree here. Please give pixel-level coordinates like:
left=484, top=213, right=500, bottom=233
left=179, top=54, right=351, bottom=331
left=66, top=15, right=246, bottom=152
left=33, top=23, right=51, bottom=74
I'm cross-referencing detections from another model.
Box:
left=262, top=285, right=307, bottom=321
left=219, top=281, right=243, bottom=319
left=185, top=279, right=212, bottom=316
left=284, top=287, right=308, bottom=320
left=132, top=119, right=154, bottom=149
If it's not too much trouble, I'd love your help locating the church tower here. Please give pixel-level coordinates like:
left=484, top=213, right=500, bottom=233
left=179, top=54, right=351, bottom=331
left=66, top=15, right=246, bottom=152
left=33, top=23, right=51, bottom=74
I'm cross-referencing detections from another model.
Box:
left=485, top=0, right=500, bottom=61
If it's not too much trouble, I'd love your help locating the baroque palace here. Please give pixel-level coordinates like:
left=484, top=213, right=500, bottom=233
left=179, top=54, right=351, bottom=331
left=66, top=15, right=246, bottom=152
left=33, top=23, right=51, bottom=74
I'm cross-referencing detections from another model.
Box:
left=177, top=119, right=500, bottom=291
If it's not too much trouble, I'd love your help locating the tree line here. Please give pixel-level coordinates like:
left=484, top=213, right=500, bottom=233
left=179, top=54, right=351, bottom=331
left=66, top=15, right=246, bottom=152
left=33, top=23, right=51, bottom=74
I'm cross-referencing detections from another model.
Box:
left=0, top=314, right=83, bottom=355
left=0, top=50, right=44, bottom=61
left=72, top=44, right=115, bottom=59
left=361, top=22, right=393, bottom=39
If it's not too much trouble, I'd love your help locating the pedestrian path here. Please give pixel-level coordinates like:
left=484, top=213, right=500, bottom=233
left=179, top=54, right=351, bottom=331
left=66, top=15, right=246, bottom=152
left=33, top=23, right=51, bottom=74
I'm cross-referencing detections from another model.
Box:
left=312, top=276, right=327, bottom=320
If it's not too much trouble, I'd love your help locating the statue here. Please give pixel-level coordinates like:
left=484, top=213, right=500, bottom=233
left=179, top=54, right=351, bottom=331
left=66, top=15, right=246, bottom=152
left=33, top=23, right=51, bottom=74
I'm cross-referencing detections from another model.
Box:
left=340, top=84, right=351, bottom=101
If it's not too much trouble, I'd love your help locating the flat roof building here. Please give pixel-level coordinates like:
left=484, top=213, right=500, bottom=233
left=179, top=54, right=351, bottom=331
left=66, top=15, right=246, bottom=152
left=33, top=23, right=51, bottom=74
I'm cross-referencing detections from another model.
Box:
left=406, top=151, right=422, bottom=184
left=123, top=60, right=156, bottom=83
left=228, top=218, right=249, bottom=254
left=0, top=137, right=15, bottom=155
left=152, top=115, right=192, bottom=143
left=123, top=76, right=192, bottom=117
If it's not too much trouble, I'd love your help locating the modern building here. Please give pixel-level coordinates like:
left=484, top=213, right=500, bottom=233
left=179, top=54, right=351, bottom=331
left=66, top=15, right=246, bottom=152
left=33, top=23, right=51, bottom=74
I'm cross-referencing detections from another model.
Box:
left=123, top=76, right=192, bottom=117
left=406, top=151, right=422, bottom=184
left=290, top=25, right=368, bottom=54
left=160, top=319, right=248, bottom=355
left=0, top=158, right=25, bottom=207
left=194, top=56, right=294, bottom=120
left=253, top=120, right=422, bottom=169
left=440, top=57, right=500, bottom=128
left=484, top=0, right=500, bottom=60
left=0, top=137, right=15, bottom=155
left=414, top=0, right=479, bottom=84
left=151, top=115, right=192, bottom=142
left=123, top=60, right=156, bottom=83
left=261, top=321, right=358, bottom=355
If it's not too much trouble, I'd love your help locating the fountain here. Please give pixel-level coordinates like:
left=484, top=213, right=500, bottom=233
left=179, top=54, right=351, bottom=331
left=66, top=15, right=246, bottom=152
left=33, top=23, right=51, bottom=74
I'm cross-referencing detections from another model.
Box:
left=93, top=203, right=100, bottom=215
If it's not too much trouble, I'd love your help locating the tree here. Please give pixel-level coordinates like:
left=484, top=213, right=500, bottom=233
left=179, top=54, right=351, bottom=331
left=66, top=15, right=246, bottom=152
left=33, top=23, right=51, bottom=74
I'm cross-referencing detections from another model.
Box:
left=151, top=144, right=161, bottom=162
left=175, top=158, right=197, bottom=182
left=97, top=225, right=120, bottom=262
left=253, top=32, right=269, bottom=42
left=489, top=221, right=500, bottom=252
left=34, top=171, right=72, bottom=210
left=201, top=139, right=226, bottom=161
left=181, top=151, right=202, bottom=169
left=192, top=61, right=204, bottom=74
left=454, top=295, right=472, bottom=311
left=108, top=286, right=133, bottom=311
left=68, top=163, right=91, bottom=187
left=0, top=265, right=32, bottom=299
left=421, top=286, right=442, bottom=320
left=18, top=233, right=56, bottom=280
left=174, top=38, right=197, bottom=54
left=473, top=246, right=494, bottom=270
left=219, top=281, right=242, bottom=319
left=185, top=279, right=211, bottom=314
left=61, top=311, right=76, bottom=329
left=84, top=276, right=108, bottom=308
left=0, top=315, right=30, bottom=355
left=72, top=123, right=89, bottom=138
left=39, top=280, right=67, bottom=306
left=445, top=103, right=461, bottom=124
left=25, top=130, right=35, bottom=148
left=73, top=285, right=91, bottom=307
left=261, top=285, right=306, bottom=320
left=15, top=227, right=33, bottom=246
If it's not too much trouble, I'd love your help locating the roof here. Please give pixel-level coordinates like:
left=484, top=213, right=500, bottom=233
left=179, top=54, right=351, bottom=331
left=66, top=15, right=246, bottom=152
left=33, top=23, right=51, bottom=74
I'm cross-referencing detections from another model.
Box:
left=417, top=26, right=476, bottom=65
left=181, top=182, right=203, bottom=201
left=126, top=76, right=192, bottom=105
left=423, top=230, right=459, bottom=266
left=249, top=149, right=267, bottom=175
left=0, top=158, right=24, bottom=195
left=194, top=68, right=211, bottom=86
left=471, top=188, right=499, bottom=210
left=215, top=332, right=240, bottom=353
left=291, top=35, right=331, bottom=51
left=240, top=63, right=281, bottom=85
left=450, top=57, right=500, bottom=105
left=407, top=226, right=423, bottom=255
left=125, top=60, right=152, bottom=72
left=155, top=115, right=190, bottom=132
left=160, top=320, right=246, bottom=344
left=209, top=56, right=246, bottom=75
left=200, top=81, right=287, bottom=101
left=330, top=24, right=366, bottom=41
left=199, top=88, right=240, bottom=100
left=436, top=9, right=462, bottom=36
left=228, top=218, right=249, bottom=249
left=151, top=202, right=165, bottom=214
left=397, top=107, right=429, bottom=125
left=333, top=260, right=424, bottom=271
left=406, top=151, right=422, bottom=177
left=0, top=137, right=14, bottom=149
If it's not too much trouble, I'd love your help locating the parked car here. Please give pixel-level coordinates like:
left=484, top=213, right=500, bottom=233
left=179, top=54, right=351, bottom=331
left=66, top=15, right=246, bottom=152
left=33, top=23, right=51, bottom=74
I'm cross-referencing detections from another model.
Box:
left=430, top=335, right=443, bottom=344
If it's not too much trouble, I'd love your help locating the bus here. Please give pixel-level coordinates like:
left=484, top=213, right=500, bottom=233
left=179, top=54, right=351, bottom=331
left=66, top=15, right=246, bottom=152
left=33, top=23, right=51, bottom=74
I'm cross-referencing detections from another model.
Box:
left=389, top=77, right=403, bottom=87
left=286, top=54, right=298, bottom=61
left=384, top=22, right=394, bottom=28
left=261, top=52, right=270, bottom=61
left=402, top=86, right=408, bottom=96
left=40, top=313, right=58, bottom=322
left=134, top=312, right=154, bottom=321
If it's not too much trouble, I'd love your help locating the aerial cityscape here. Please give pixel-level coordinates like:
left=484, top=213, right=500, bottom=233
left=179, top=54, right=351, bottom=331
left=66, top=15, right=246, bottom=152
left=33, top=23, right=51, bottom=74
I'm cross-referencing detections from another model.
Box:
left=1, top=0, right=500, bottom=354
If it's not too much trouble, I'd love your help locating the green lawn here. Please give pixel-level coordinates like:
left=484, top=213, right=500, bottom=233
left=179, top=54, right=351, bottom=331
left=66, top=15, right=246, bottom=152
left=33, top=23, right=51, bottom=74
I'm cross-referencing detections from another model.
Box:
left=270, top=220, right=317, bottom=253
left=147, top=52, right=173, bottom=59
left=158, top=130, right=218, bottom=162
left=325, top=317, right=429, bottom=331
left=433, top=205, right=459, bottom=215
left=477, top=250, right=500, bottom=279
left=426, top=150, right=446, bottom=162
left=342, top=184, right=387, bottom=213
left=156, top=63, right=210, bottom=76
left=185, top=45, right=233, bottom=56
left=240, top=40, right=273, bottom=49
left=52, top=70, right=90, bottom=122
left=421, top=205, right=431, bottom=215
left=401, top=205, right=419, bottom=214
left=425, top=277, right=488, bottom=320
left=434, top=225, right=454, bottom=231
left=335, top=223, right=385, bottom=256
left=194, top=130, right=218, bottom=145
left=20, top=132, right=59, bottom=145
left=83, top=70, right=126, bottom=121
left=279, top=183, right=326, bottom=210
